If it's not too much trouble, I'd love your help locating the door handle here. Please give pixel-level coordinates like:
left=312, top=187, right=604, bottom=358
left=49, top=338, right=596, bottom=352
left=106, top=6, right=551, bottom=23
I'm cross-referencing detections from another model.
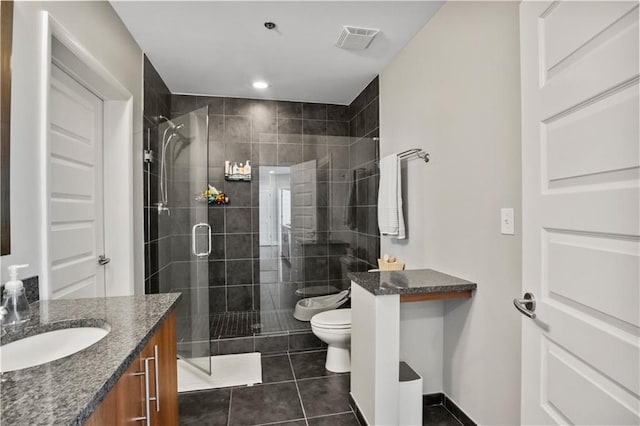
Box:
left=98, top=255, right=111, bottom=266
left=154, top=344, right=160, bottom=412
left=513, top=292, right=536, bottom=319
left=192, top=223, right=212, bottom=258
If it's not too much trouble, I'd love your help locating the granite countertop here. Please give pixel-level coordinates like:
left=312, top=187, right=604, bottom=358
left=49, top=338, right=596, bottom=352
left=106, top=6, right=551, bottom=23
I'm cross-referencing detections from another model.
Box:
left=0, top=293, right=181, bottom=426
left=348, top=269, right=477, bottom=296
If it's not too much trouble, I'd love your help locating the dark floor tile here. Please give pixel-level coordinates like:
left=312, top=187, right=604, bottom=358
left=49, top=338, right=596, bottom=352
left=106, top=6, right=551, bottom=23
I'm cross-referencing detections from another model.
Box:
left=255, top=334, right=288, bottom=355
left=260, top=421, right=306, bottom=426
left=307, top=412, right=360, bottom=426
left=297, top=375, right=351, bottom=418
left=289, top=331, right=325, bottom=352
left=229, top=382, right=304, bottom=426
left=289, top=350, right=339, bottom=379
left=261, top=354, right=294, bottom=383
left=423, top=405, right=462, bottom=426
left=178, top=388, right=230, bottom=426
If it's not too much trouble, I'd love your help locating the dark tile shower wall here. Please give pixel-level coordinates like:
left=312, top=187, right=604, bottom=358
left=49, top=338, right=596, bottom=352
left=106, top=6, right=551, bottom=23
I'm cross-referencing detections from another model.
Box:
left=347, top=77, right=380, bottom=270
left=143, top=56, right=171, bottom=292
left=169, top=94, right=364, bottom=316
left=142, top=63, right=379, bottom=352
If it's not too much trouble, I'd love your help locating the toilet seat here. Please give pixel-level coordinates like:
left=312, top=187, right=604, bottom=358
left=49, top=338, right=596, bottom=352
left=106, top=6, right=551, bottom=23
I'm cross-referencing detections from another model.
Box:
left=311, top=309, right=351, bottom=329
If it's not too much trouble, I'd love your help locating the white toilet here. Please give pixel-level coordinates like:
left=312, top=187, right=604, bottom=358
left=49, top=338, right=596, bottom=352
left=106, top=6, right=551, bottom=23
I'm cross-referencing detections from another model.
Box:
left=310, top=308, right=351, bottom=373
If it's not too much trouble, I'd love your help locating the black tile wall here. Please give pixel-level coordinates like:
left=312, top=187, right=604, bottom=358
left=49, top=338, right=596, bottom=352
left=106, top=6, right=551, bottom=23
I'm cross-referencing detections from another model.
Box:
left=143, top=65, right=380, bottom=353
left=165, top=92, right=377, bottom=315
left=143, top=56, right=171, bottom=293
left=347, top=77, right=380, bottom=269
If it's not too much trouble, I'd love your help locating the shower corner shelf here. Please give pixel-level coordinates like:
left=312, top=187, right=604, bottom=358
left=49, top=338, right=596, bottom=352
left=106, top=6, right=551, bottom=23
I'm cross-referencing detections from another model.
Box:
left=225, top=173, right=252, bottom=182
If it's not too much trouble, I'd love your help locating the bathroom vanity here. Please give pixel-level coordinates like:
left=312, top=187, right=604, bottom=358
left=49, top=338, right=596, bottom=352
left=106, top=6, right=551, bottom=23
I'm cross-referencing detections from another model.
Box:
left=348, top=269, right=476, bottom=426
left=0, top=293, right=181, bottom=425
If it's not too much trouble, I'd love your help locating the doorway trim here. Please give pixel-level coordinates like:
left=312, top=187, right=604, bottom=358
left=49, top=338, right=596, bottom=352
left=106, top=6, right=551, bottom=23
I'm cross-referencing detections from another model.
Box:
left=39, top=12, right=135, bottom=298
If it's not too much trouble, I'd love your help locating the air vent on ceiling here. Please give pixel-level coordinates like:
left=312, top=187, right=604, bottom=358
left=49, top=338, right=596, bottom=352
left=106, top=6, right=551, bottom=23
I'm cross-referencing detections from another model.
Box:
left=336, top=26, right=380, bottom=50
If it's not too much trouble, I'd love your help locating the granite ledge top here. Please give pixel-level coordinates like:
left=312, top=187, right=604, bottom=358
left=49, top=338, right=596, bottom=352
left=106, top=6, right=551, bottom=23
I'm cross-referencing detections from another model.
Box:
left=348, top=269, right=477, bottom=296
left=0, top=293, right=181, bottom=426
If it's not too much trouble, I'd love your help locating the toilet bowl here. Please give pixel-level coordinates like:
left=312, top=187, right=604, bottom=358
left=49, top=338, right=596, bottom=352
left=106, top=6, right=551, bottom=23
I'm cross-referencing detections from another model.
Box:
left=293, top=289, right=350, bottom=321
left=310, top=309, right=351, bottom=373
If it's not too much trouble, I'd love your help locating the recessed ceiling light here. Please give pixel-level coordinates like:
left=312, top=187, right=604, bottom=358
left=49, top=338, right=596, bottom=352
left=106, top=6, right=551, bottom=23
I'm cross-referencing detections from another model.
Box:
left=252, top=81, right=269, bottom=89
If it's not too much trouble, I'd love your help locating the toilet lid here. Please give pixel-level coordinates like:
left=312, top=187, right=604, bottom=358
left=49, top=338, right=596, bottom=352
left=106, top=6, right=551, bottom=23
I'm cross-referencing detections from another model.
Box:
left=311, top=309, right=351, bottom=328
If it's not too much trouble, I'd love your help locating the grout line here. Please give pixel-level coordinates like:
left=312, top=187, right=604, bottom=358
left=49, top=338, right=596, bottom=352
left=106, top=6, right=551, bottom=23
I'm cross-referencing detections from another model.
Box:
left=253, top=418, right=307, bottom=426
left=259, top=378, right=297, bottom=386
left=295, top=373, right=348, bottom=382
left=226, top=386, right=233, bottom=426
left=287, top=351, right=310, bottom=426
left=287, top=348, right=327, bottom=356
left=305, top=411, right=355, bottom=420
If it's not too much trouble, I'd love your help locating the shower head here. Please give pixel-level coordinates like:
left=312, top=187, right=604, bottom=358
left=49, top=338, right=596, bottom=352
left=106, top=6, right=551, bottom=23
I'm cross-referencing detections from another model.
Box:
left=158, top=115, right=183, bottom=130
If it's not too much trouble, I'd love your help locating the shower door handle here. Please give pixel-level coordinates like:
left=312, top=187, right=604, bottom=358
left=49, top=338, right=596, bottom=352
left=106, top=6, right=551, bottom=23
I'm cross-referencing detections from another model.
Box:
left=192, top=223, right=212, bottom=258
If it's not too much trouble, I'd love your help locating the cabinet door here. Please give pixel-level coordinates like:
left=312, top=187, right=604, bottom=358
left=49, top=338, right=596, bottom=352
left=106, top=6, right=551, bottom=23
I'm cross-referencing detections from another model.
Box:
left=85, top=382, right=118, bottom=426
left=85, top=313, right=178, bottom=426
left=85, top=353, right=145, bottom=425
left=115, top=355, right=146, bottom=424
left=155, top=312, right=178, bottom=425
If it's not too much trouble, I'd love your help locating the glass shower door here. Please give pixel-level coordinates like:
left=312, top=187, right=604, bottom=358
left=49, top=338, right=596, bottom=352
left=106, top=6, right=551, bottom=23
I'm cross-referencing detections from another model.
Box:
left=158, top=106, right=211, bottom=375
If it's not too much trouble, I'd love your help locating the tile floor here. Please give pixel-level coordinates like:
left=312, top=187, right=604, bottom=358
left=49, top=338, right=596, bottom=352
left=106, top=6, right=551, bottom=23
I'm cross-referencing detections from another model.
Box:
left=210, top=310, right=311, bottom=339
left=178, top=349, right=463, bottom=426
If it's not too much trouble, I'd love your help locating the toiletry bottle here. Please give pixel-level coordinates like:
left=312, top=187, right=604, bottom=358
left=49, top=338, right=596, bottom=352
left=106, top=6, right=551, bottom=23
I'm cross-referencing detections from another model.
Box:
left=225, top=160, right=231, bottom=176
left=2, top=264, right=31, bottom=325
left=245, top=160, right=252, bottom=176
left=238, top=163, right=244, bottom=175
left=232, top=162, right=239, bottom=175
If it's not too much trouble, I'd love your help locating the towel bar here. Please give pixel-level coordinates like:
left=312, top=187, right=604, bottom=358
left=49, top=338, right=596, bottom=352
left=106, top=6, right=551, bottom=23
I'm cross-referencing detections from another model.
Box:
left=372, top=138, right=430, bottom=163
left=398, top=148, right=430, bottom=163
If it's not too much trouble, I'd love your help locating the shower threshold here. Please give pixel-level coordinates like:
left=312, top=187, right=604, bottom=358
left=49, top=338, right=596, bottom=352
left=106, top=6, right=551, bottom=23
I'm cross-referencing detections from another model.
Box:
left=178, top=352, right=262, bottom=392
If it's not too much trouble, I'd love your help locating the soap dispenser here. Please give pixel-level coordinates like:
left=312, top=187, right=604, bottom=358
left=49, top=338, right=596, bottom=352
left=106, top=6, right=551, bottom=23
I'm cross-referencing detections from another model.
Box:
left=2, top=264, right=31, bottom=325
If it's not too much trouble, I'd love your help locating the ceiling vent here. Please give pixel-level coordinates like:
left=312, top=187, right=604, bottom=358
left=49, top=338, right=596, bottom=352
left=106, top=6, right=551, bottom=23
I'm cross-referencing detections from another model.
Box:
left=336, top=26, right=380, bottom=50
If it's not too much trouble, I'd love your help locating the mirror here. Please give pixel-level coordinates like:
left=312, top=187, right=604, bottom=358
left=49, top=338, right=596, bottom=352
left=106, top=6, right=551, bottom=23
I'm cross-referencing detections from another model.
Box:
left=0, top=0, right=13, bottom=255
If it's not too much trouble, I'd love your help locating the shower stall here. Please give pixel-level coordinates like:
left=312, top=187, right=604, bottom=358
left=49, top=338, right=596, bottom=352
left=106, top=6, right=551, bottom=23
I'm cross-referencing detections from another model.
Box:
left=156, top=106, right=212, bottom=375
left=145, top=81, right=380, bottom=368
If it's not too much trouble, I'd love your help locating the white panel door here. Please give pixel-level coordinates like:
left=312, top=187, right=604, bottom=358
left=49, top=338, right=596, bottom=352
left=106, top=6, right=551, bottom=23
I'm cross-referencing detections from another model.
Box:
left=520, top=2, right=639, bottom=425
left=49, top=64, right=106, bottom=299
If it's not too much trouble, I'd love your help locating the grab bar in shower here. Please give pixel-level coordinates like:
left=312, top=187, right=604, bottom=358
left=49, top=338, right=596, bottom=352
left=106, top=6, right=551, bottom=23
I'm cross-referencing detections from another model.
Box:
left=192, top=223, right=212, bottom=258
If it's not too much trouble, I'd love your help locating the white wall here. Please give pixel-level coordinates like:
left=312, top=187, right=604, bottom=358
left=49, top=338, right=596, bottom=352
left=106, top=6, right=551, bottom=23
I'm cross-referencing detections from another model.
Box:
left=380, top=2, right=522, bottom=424
left=1, top=1, right=144, bottom=294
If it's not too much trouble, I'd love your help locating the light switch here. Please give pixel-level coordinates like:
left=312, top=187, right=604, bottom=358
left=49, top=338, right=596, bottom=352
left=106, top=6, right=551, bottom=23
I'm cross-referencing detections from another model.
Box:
left=501, top=208, right=515, bottom=235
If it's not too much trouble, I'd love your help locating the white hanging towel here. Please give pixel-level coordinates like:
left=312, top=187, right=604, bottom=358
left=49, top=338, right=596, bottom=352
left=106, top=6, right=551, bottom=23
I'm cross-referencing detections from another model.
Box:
left=377, top=153, right=406, bottom=239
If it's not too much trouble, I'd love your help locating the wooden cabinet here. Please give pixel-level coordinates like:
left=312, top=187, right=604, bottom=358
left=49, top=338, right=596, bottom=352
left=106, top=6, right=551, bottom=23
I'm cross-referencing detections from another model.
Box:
left=149, top=310, right=178, bottom=425
left=86, top=312, right=178, bottom=426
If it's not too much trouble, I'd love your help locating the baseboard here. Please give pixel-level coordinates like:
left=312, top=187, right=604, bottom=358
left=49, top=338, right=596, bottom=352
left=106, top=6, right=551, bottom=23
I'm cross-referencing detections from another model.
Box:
left=422, top=393, right=477, bottom=426
left=443, top=395, right=477, bottom=426
left=350, top=392, right=476, bottom=426
left=423, top=392, right=444, bottom=407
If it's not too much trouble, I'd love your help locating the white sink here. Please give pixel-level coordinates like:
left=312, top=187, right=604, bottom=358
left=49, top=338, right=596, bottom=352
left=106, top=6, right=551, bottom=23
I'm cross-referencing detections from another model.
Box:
left=0, top=327, right=109, bottom=372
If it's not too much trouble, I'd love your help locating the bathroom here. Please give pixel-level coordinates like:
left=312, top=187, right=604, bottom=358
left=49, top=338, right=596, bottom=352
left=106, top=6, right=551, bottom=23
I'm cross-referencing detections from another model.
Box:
left=1, top=1, right=638, bottom=426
